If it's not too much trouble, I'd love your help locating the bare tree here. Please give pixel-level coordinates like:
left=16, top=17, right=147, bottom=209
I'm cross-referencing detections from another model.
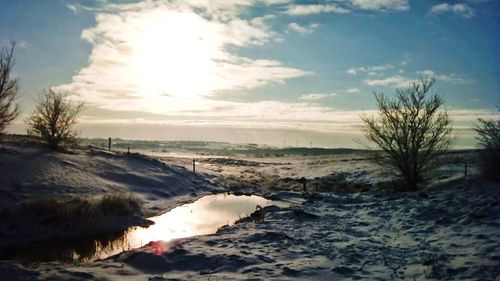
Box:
left=475, top=107, right=500, bottom=178
left=0, top=42, right=20, bottom=133
left=27, top=89, right=84, bottom=149
left=361, top=78, right=452, bottom=190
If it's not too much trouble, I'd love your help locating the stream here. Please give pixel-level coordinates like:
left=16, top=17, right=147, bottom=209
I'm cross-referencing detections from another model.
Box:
left=4, top=194, right=287, bottom=263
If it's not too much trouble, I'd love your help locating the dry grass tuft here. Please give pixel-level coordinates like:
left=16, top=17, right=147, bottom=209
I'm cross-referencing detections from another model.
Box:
left=21, top=194, right=142, bottom=224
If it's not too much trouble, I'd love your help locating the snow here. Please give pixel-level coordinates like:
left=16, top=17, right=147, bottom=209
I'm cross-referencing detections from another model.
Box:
left=0, top=138, right=223, bottom=215
left=0, top=138, right=499, bottom=280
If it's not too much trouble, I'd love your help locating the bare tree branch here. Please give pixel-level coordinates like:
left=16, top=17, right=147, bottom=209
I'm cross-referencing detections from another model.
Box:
left=26, top=89, right=84, bottom=150
left=474, top=107, right=500, bottom=178
left=0, top=41, right=20, bottom=133
left=360, top=78, right=452, bottom=190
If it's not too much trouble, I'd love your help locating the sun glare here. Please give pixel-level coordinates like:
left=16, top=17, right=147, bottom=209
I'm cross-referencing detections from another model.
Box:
left=129, top=9, right=224, bottom=101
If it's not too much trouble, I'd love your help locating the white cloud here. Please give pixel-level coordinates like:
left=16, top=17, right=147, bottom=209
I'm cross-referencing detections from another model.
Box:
left=346, top=88, right=361, bottom=93
left=347, top=68, right=360, bottom=75
left=363, top=70, right=468, bottom=88
left=66, top=3, right=78, bottom=14
left=346, top=0, right=409, bottom=11
left=76, top=107, right=500, bottom=137
left=258, top=0, right=293, bottom=4
left=287, top=22, right=319, bottom=35
left=285, top=1, right=409, bottom=15
left=76, top=103, right=368, bottom=130
left=363, top=75, right=411, bottom=87
left=56, top=1, right=310, bottom=115
left=347, top=64, right=394, bottom=75
left=417, top=69, right=468, bottom=84
left=448, top=108, right=500, bottom=122
left=429, top=3, right=475, bottom=18
left=286, top=4, right=350, bottom=15
left=298, top=93, right=337, bottom=101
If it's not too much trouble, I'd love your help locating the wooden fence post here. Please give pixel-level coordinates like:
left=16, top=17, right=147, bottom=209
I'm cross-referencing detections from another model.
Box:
left=300, top=177, right=307, bottom=192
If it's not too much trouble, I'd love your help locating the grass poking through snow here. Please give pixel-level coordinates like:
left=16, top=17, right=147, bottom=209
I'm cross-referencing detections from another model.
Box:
left=21, top=194, right=142, bottom=224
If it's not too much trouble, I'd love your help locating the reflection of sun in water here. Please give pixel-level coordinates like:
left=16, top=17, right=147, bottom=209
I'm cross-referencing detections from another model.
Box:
left=60, top=194, right=286, bottom=261
left=128, top=194, right=271, bottom=248
left=128, top=10, right=224, bottom=101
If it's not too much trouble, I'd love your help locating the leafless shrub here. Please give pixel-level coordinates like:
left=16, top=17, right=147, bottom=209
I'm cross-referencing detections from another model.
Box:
left=475, top=107, right=500, bottom=179
left=27, top=89, right=84, bottom=149
left=0, top=42, right=20, bottom=133
left=361, top=78, right=452, bottom=191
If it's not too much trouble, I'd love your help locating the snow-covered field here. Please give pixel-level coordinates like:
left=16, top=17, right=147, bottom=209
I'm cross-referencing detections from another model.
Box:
left=0, top=137, right=498, bottom=280
left=0, top=137, right=223, bottom=215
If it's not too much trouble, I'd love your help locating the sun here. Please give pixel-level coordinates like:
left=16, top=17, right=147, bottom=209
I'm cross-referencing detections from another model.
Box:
left=128, top=9, right=225, bottom=100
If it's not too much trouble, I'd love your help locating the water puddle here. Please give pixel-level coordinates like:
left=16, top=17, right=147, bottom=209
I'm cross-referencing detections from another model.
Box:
left=2, top=194, right=286, bottom=264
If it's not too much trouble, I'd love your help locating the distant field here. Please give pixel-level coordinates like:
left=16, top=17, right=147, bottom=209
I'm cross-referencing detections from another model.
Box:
left=78, top=137, right=371, bottom=157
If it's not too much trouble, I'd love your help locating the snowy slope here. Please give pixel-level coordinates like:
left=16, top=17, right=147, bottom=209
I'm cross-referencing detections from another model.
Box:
left=0, top=138, right=223, bottom=215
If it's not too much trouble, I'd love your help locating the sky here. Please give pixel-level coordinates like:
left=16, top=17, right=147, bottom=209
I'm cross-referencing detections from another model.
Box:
left=1, top=0, right=499, bottom=148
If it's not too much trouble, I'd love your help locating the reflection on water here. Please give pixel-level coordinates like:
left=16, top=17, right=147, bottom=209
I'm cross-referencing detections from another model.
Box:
left=2, top=231, right=132, bottom=264
left=3, top=194, right=280, bottom=263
